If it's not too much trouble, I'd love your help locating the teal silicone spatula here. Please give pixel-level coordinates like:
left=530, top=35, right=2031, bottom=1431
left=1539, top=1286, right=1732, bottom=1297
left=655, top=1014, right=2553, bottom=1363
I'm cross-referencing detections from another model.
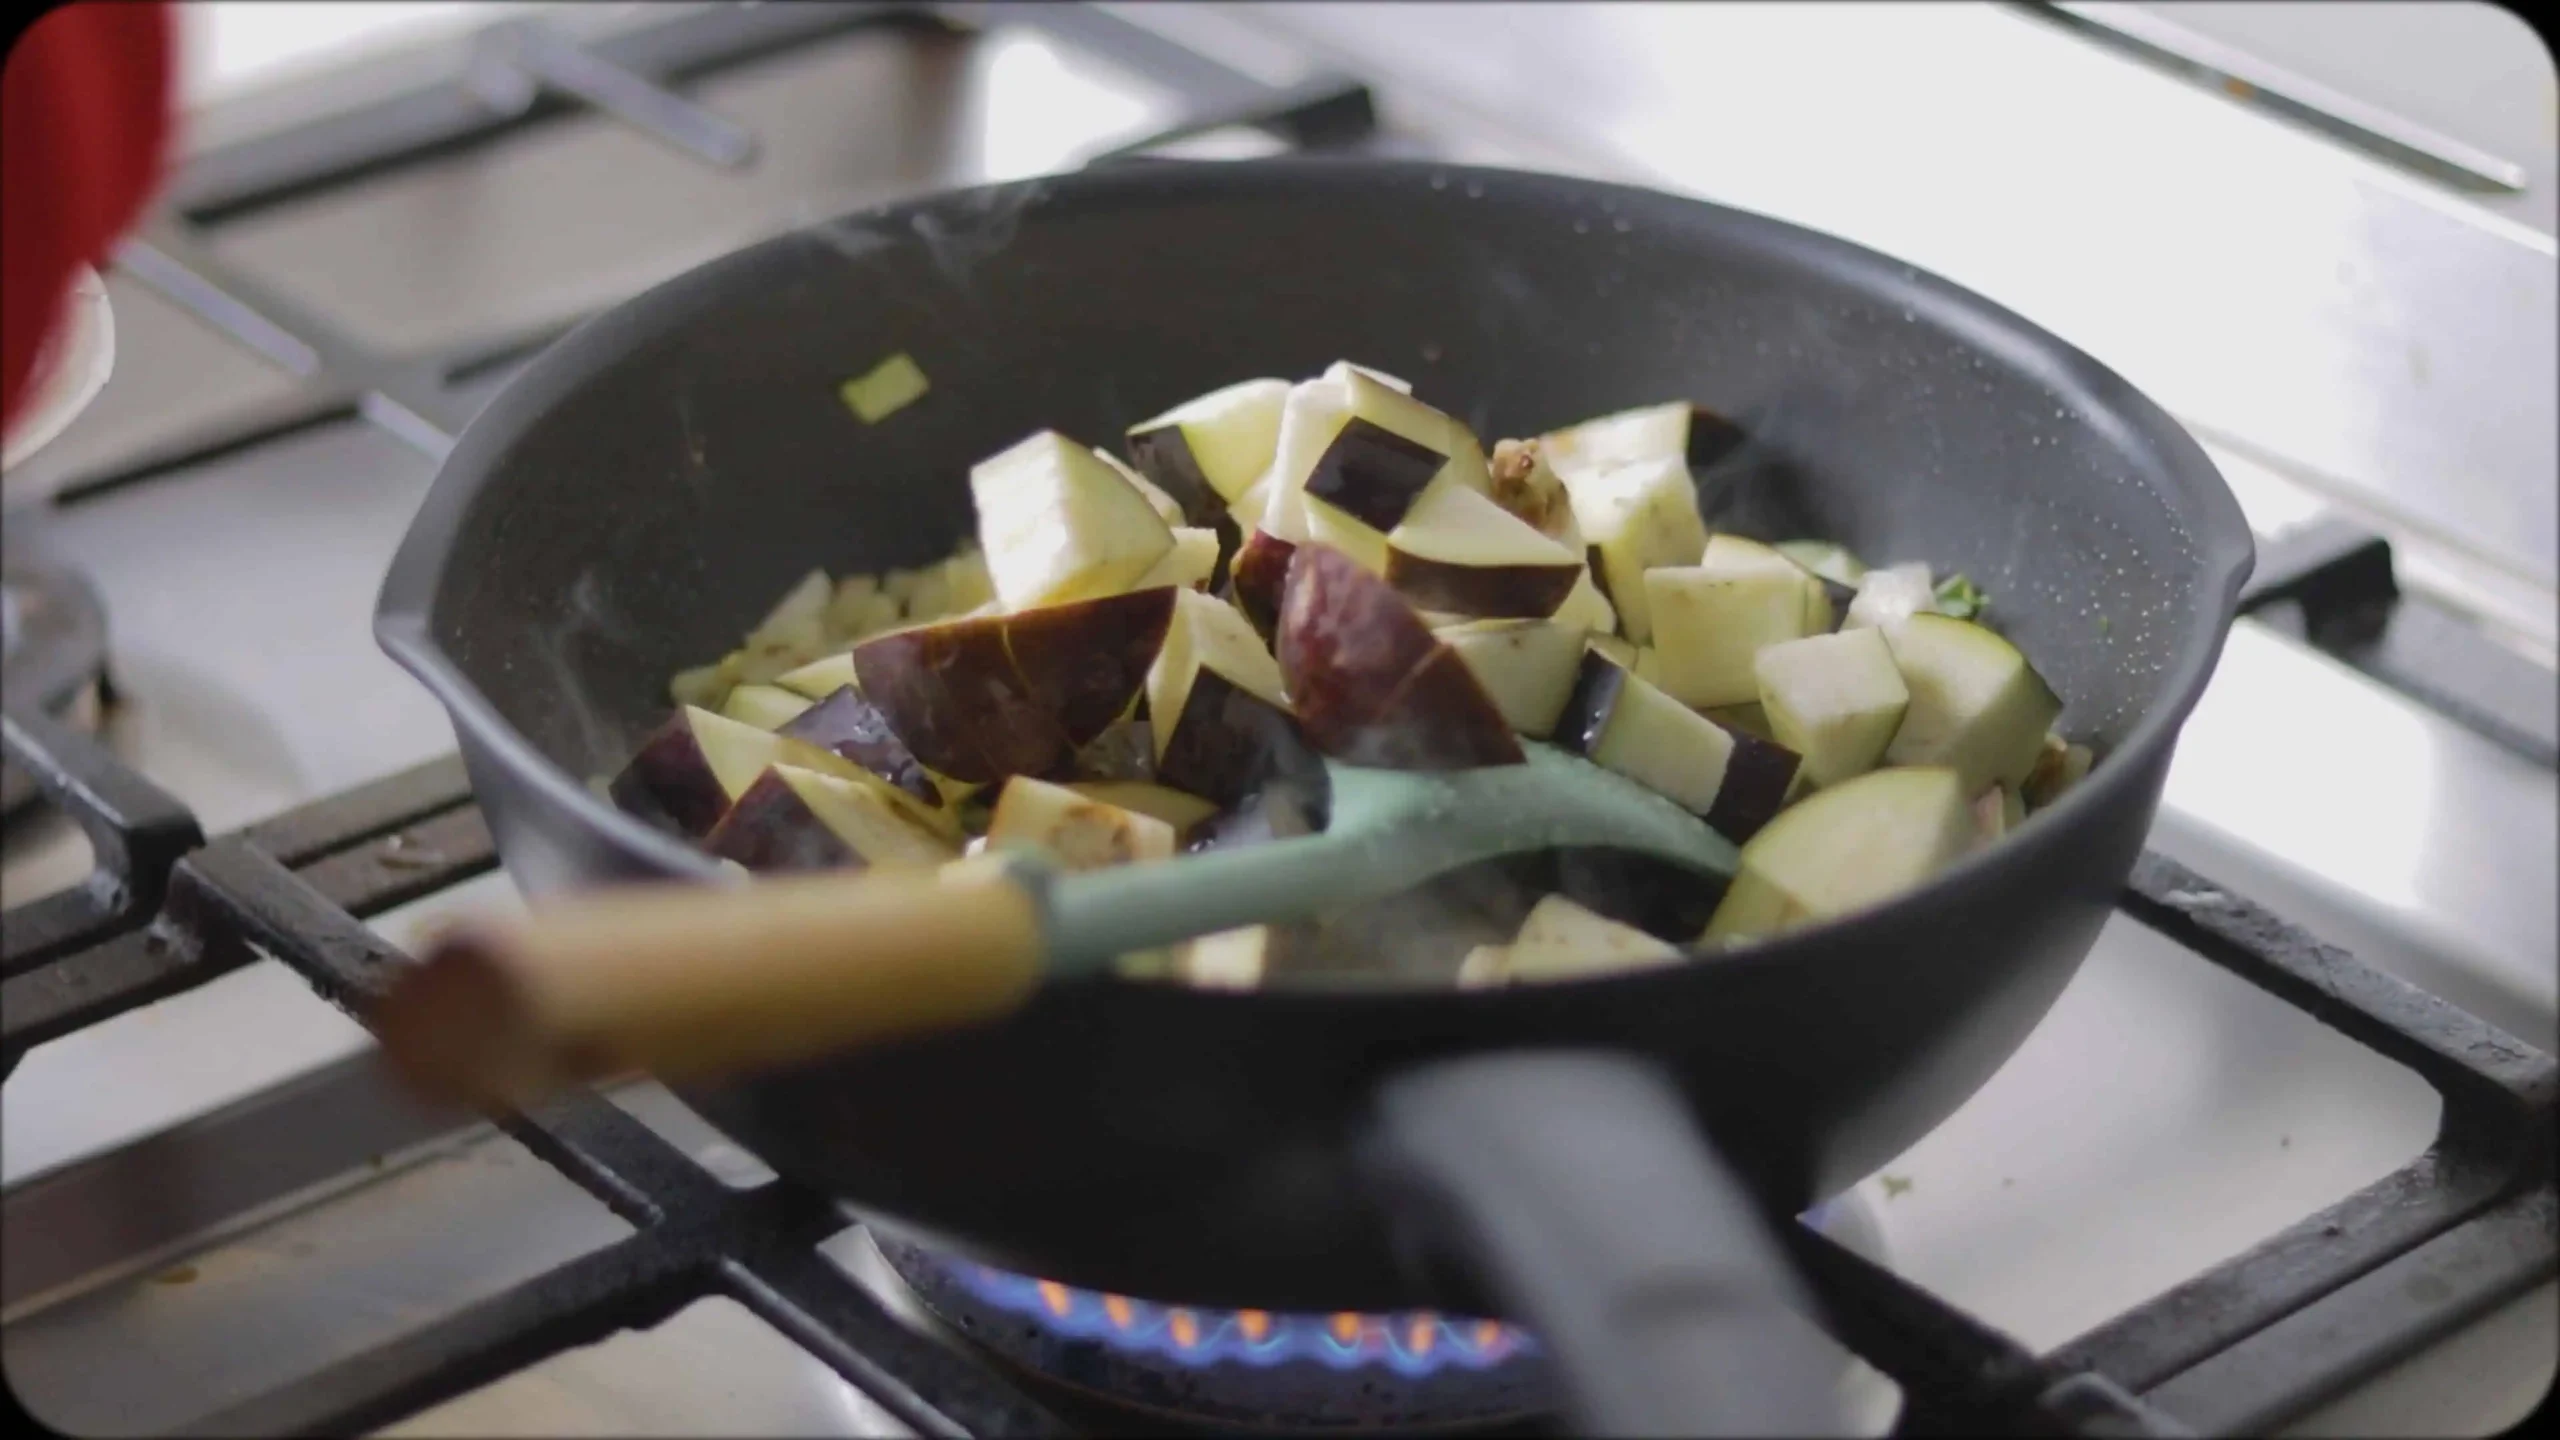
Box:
left=378, top=741, right=1738, bottom=1109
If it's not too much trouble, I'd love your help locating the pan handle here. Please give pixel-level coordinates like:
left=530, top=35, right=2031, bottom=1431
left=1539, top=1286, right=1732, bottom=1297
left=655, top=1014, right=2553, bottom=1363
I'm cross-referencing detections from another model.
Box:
left=1363, top=1050, right=1846, bottom=1437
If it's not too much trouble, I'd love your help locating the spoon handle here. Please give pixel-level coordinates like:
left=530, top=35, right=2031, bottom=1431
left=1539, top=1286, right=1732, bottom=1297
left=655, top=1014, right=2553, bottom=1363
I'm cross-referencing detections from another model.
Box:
left=376, top=856, right=1043, bottom=1110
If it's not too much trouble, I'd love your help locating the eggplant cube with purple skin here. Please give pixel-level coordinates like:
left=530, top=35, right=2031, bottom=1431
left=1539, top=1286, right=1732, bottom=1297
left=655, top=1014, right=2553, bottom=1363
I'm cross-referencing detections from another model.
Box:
left=1274, top=369, right=1489, bottom=572
left=1277, top=544, right=1524, bottom=772
left=1434, top=615, right=1589, bottom=740
left=704, top=764, right=958, bottom=874
left=1561, top=454, right=1707, bottom=645
left=1553, top=647, right=1799, bottom=843
left=610, top=704, right=886, bottom=837
left=1125, top=377, right=1290, bottom=522
left=1147, top=589, right=1301, bottom=806
left=1385, top=481, right=1585, bottom=619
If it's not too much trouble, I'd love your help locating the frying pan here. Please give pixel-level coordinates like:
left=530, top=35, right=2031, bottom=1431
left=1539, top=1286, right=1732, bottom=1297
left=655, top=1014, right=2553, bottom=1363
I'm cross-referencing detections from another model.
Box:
left=374, top=158, right=2252, bottom=1433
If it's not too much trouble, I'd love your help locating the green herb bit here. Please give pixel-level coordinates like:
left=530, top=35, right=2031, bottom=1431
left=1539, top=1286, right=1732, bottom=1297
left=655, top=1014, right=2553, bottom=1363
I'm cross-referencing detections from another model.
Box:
left=1931, top=572, right=1988, bottom=620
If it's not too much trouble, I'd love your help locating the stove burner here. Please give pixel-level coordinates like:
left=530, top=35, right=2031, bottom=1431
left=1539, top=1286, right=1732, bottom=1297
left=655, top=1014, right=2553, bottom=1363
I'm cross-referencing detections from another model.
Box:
left=877, top=1237, right=1556, bottom=1432
left=0, top=562, right=111, bottom=819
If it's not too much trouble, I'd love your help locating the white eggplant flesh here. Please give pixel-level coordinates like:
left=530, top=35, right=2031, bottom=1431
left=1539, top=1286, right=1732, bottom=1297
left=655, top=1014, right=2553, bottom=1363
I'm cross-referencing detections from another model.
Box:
left=1754, top=627, right=1910, bottom=789
left=971, top=430, right=1174, bottom=610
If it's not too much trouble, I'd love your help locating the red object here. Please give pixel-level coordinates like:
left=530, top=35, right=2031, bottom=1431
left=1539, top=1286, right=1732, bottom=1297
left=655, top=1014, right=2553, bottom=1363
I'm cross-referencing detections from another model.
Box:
left=2, top=2, right=175, bottom=436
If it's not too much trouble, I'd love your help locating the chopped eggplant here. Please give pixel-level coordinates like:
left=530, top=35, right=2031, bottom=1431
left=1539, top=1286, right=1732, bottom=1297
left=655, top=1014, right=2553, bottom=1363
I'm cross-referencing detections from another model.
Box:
left=1224, top=527, right=1298, bottom=644
left=1228, top=475, right=1273, bottom=532
left=999, top=586, right=1178, bottom=744
left=1704, top=702, right=1773, bottom=743
left=1881, top=613, right=2064, bottom=792
left=1126, top=377, right=1289, bottom=518
left=610, top=705, right=877, bottom=837
left=1554, top=648, right=1799, bottom=842
left=825, top=576, right=904, bottom=643
left=1279, top=545, right=1523, bottom=772
left=669, top=662, right=728, bottom=711
left=1586, top=632, right=1639, bottom=670
left=705, top=764, right=957, bottom=873
left=1176, top=924, right=1286, bottom=989
left=1753, top=627, right=1911, bottom=789
left=1302, top=373, right=1454, bottom=531
left=1271, top=369, right=1489, bottom=549
left=1562, top=454, right=1707, bottom=644
left=1545, top=402, right=1685, bottom=478
left=775, top=685, right=951, bottom=819
left=1067, top=781, right=1220, bottom=839
left=1435, top=616, right=1588, bottom=739
left=1385, top=481, right=1584, bottom=618
left=1468, top=894, right=1683, bottom=985
left=986, top=775, right=1178, bottom=871
left=1704, top=765, right=1975, bottom=941
left=1097, top=447, right=1187, bottom=527
left=1644, top=535, right=1821, bottom=708
left=1776, top=540, right=1867, bottom=588
left=1843, top=561, right=1934, bottom=631
left=1067, top=718, right=1156, bottom=784
left=1552, top=565, right=1618, bottom=635
left=1132, top=526, right=1222, bottom=592
left=1148, top=589, right=1301, bottom=805
left=1319, top=360, right=1414, bottom=393
left=750, top=570, right=832, bottom=652
left=970, top=430, right=1174, bottom=610
left=850, top=588, right=1173, bottom=785
left=720, top=682, right=815, bottom=731
left=773, top=652, right=857, bottom=701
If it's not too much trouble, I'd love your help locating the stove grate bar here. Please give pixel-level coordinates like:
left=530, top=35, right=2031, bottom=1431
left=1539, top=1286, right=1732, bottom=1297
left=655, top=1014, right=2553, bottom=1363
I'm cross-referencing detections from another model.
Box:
left=119, top=224, right=470, bottom=459
left=114, top=826, right=1065, bottom=1436
left=2121, top=854, right=2555, bottom=1116
left=0, top=757, right=487, bottom=1070
left=170, top=1229, right=701, bottom=1440
left=0, top=704, right=202, bottom=974
left=471, top=18, right=761, bottom=171
left=2138, top=1183, right=2557, bottom=1435
left=2239, top=519, right=2558, bottom=770
left=2043, top=1146, right=2523, bottom=1395
left=171, top=2, right=921, bottom=226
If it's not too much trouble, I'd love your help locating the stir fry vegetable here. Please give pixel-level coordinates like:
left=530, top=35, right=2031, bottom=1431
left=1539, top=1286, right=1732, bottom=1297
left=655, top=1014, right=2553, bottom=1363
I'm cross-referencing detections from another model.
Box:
left=608, top=362, right=2091, bottom=988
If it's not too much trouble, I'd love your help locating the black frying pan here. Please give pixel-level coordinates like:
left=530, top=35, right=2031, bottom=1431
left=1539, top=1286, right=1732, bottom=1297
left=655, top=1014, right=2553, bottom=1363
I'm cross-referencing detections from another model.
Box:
left=375, top=158, right=2252, bottom=1433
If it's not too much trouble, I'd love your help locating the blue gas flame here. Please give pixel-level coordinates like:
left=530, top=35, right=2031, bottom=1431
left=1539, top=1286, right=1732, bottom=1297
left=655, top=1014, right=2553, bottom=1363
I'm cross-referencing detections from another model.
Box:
left=951, top=1263, right=1540, bottom=1376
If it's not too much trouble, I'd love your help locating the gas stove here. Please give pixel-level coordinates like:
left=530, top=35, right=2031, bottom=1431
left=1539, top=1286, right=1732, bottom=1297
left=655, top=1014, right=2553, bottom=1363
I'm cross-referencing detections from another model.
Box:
left=3, top=3, right=2552, bottom=1435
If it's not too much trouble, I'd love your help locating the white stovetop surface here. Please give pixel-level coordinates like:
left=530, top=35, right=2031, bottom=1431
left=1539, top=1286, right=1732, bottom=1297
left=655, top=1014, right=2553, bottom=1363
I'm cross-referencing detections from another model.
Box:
left=3, top=3, right=2551, bottom=1435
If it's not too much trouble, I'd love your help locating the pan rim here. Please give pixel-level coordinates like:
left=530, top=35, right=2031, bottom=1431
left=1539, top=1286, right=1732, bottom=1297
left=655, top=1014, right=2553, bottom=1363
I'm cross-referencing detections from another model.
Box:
left=375, top=155, right=2253, bottom=994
